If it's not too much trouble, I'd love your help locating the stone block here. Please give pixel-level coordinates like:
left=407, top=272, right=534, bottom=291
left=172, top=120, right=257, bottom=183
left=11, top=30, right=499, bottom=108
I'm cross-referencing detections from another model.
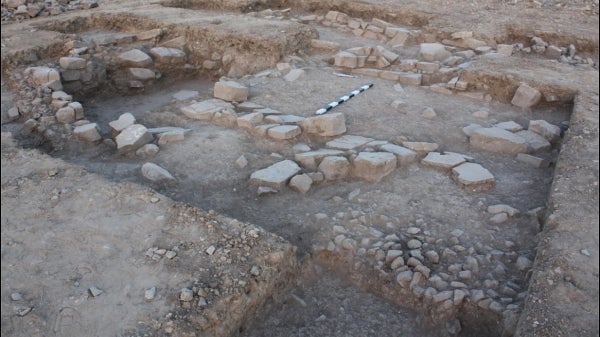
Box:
left=137, top=28, right=165, bottom=41
left=334, top=51, right=359, bottom=68
left=182, top=99, right=233, bottom=120
left=452, top=163, right=495, bottom=191
left=379, top=144, right=417, bottom=166
left=59, top=57, right=86, bottom=70
left=352, top=152, right=397, bottom=182
left=326, top=135, right=374, bottom=150
left=109, top=112, right=136, bottom=135
left=299, top=113, right=346, bottom=137
left=398, top=73, right=422, bottom=86
left=515, top=130, right=551, bottom=152
left=470, top=127, right=528, bottom=154
left=310, top=39, right=340, bottom=52
left=419, top=43, right=451, bottom=62
left=494, top=121, right=523, bottom=132
left=214, top=80, right=248, bottom=102
left=528, top=120, right=561, bottom=143
left=55, top=107, right=75, bottom=124
left=421, top=152, right=466, bottom=170
left=289, top=174, right=313, bottom=193
left=416, top=62, right=440, bottom=73
left=496, top=44, right=514, bottom=56
left=267, top=125, right=301, bottom=140
left=73, top=123, right=101, bottom=142
left=141, top=162, right=176, bottom=183
left=250, top=160, right=301, bottom=190
left=136, top=144, right=159, bottom=158
left=118, top=49, right=153, bottom=68
left=294, top=149, right=345, bottom=170
left=402, top=141, right=439, bottom=152
left=511, top=83, right=542, bottom=108
left=516, top=153, right=550, bottom=168
left=319, top=156, right=350, bottom=180
left=157, top=130, right=185, bottom=145
left=149, top=47, right=186, bottom=64
left=237, top=112, right=264, bottom=129
left=116, top=124, right=153, bottom=154
left=283, top=69, right=305, bottom=82
left=128, top=68, right=156, bottom=81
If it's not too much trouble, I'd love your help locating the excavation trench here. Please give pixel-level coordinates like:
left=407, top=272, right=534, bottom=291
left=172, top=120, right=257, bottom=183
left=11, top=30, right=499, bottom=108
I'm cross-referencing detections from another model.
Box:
left=1, top=4, right=594, bottom=337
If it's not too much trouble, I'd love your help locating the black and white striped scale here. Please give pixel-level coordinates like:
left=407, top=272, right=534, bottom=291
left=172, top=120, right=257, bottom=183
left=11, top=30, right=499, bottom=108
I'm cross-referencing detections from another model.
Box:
left=314, top=83, right=374, bottom=115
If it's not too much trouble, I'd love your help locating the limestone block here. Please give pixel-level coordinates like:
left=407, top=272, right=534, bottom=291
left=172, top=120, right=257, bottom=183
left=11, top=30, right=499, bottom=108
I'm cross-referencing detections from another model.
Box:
left=118, top=49, right=153, bottom=68
left=59, top=57, right=86, bottom=70
left=73, top=123, right=101, bottom=142
left=150, top=47, right=186, bottom=64
left=352, top=152, right=397, bottom=182
left=318, top=156, right=350, bottom=180
left=511, top=83, right=542, bottom=108
left=116, top=124, right=153, bottom=153
left=214, top=80, right=248, bottom=102
left=250, top=160, right=301, bottom=190
left=470, top=127, right=528, bottom=154
left=299, top=113, right=346, bottom=137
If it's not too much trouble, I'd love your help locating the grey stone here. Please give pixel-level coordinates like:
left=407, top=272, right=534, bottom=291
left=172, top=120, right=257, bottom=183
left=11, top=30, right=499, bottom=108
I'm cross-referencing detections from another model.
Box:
left=421, top=152, right=466, bottom=170
left=516, top=256, right=532, bottom=271
left=470, top=127, right=528, bottom=154
left=89, top=286, right=103, bottom=297
left=267, top=125, right=301, bottom=140
left=173, top=90, right=199, bottom=101
left=516, top=153, right=550, bottom=168
left=264, top=114, right=305, bottom=124
left=379, top=144, right=418, bottom=166
left=136, top=144, right=159, bottom=158
left=59, top=57, right=86, bottom=70
left=289, top=174, right=313, bottom=193
left=462, top=123, right=483, bottom=137
left=407, top=239, right=422, bottom=249
left=283, top=69, right=305, bottom=82
left=334, top=51, right=358, bottom=68
left=137, top=28, right=165, bottom=41
left=419, top=43, right=451, bottom=62
left=28, top=66, right=61, bottom=86
left=319, top=156, right=350, bottom=180
left=295, top=149, right=345, bottom=170
left=237, top=112, right=264, bottom=129
left=396, top=270, right=413, bottom=287
left=257, top=186, right=278, bottom=196
left=144, top=287, right=157, bottom=301
left=116, top=124, right=153, bottom=153
left=299, top=113, right=346, bottom=137
left=180, top=288, right=194, bottom=302
left=352, top=152, right=397, bottom=182
left=528, top=120, right=561, bottom=143
left=68, top=102, right=84, bottom=120
left=326, top=135, right=374, bottom=150
left=496, top=44, right=514, bottom=56
left=235, top=155, right=248, bottom=168
left=250, top=160, right=301, bottom=189
left=147, top=127, right=189, bottom=135
left=56, top=107, right=75, bottom=124
left=118, top=49, right=153, bottom=68
left=109, top=113, right=136, bottom=134
left=7, top=107, right=20, bottom=121
left=452, top=163, right=495, bottom=190
left=515, top=130, right=551, bottom=152
left=52, top=91, right=72, bottom=101
left=214, top=80, right=248, bottom=102
left=487, top=204, right=520, bottom=217
left=128, top=68, right=155, bottom=81
left=157, top=130, right=185, bottom=145
left=511, top=83, right=542, bottom=108
left=490, top=213, right=509, bottom=224
left=237, top=101, right=264, bottom=111
left=150, top=47, right=186, bottom=64
left=182, top=99, right=233, bottom=120
left=494, top=121, right=523, bottom=132
left=73, top=123, right=101, bottom=142
left=421, top=107, right=437, bottom=119
left=292, top=143, right=311, bottom=152
left=141, top=163, right=176, bottom=182
left=402, top=141, right=439, bottom=152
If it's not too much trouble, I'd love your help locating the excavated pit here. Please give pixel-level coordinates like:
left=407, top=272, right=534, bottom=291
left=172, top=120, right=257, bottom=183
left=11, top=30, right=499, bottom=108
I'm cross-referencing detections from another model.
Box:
left=1, top=2, right=598, bottom=337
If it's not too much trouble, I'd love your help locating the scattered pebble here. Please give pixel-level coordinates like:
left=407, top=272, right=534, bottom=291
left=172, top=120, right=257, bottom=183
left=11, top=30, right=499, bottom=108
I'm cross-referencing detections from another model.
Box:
left=88, top=286, right=103, bottom=297
left=145, top=287, right=157, bottom=301
left=180, top=288, right=194, bottom=302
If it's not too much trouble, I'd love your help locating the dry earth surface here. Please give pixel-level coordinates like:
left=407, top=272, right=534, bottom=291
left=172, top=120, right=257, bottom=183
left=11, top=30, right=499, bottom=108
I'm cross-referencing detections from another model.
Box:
left=1, top=0, right=598, bottom=337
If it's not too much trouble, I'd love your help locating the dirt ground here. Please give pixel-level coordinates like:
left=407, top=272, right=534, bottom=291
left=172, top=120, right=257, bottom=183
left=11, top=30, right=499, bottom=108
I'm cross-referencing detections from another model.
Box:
left=1, top=0, right=598, bottom=336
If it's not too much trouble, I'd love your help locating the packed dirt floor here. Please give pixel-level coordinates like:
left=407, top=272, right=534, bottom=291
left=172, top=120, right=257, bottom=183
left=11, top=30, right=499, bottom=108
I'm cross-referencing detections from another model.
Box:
left=1, top=0, right=598, bottom=336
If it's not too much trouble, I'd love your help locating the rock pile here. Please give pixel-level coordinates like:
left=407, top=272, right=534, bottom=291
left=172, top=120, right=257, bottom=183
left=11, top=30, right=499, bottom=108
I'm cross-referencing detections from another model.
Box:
left=1, top=0, right=98, bottom=22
